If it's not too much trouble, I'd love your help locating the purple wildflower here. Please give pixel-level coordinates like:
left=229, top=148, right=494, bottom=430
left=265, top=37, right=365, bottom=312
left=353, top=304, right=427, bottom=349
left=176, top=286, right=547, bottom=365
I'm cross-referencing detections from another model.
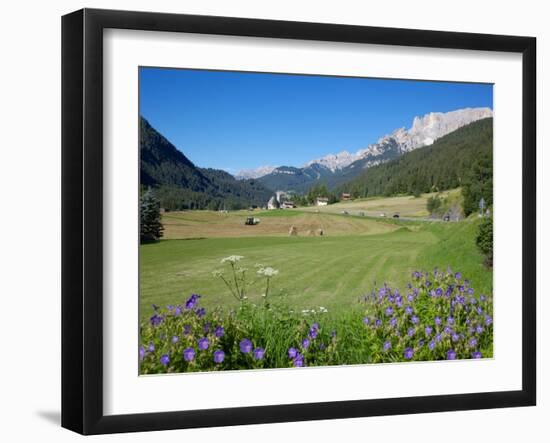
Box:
left=293, top=353, right=305, bottom=367
left=203, top=322, right=211, bottom=334
left=447, top=316, right=455, bottom=325
left=171, top=335, right=179, bottom=344
left=469, top=337, right=478, bottom=348
left=213, top=350, right=225, bottom=364
left=150, top=314, right=163, bottom=326
left=288, top=347, right=298, bottom=359
left=240, top=338, right=253, bottom=353
left=253, top=347, right=265, bottom=360
left=476, top=325, right=484, bottom=334
left=309, top=327, right=318, bottom=339
left=385, top=306, right=394, bottom=316
left=407, top=327, right=415, bottom=337
left=302, top=338, right=310, bottom=349
left=451, top=333, right=460, bottom=343
left=446, top=349, right=457, bottom=360
left=183, top=324, right=191, bottom=335
left=390, top=317, right=398, bottom=327
left=195, top=307, right=206, bottom=318
left=185, top=294, right=200, bottom=310
left=485, top=316, right=493, bottom=326
left=139, top=346, right=145, bottom=361
left=383, top=341, right=391, bottom=351
left=404, top=347, right=414, bottom=360
left=472, top=351, right=482, bottom=359
left=183, top=347, right=195, bottom=362
left=214, top=326, right=225, bottom=338
left=160, top=354, right=170, bottom=366
left=411, top=315, right=419, bottom=324
left=435, top=287, right=443, bottom=297
left=425, top=326, right=433, bottom=336
left=363, top=317, right=370, bottom=325
left=405, top=306, right=413, bottom=315
left=455, top=272, right=462, bottom=280
left=198, top=337, right=209, bottom=351
left=148, top=343, right=155, bottom=352
left=435, top=316, right=442, bottom=326
left=428, top=340, right=436, bottom=350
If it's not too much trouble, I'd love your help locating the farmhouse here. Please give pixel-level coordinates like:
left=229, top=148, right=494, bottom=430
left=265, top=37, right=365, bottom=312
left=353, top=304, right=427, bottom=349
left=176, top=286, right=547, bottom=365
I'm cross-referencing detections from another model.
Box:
left=281, top=201, right=296, bottom=209
left=341, top=193, right=351, bottom=201
left=316, top=197, right=329, bottom=206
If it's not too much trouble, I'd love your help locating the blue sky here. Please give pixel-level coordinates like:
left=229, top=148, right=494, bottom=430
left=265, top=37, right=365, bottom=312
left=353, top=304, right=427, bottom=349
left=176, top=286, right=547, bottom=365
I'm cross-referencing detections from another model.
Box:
left=139, top=67, right=493, bottom=173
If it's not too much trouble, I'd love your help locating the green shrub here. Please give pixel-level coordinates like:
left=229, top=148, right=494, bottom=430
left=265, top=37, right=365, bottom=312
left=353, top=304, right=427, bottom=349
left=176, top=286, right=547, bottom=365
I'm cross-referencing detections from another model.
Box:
left=476, top=217, right=493, bottom=267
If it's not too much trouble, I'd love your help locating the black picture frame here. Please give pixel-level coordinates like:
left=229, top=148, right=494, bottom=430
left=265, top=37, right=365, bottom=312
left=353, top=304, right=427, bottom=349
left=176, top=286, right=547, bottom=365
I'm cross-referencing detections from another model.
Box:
left=61, top=8, right=536, bottom=435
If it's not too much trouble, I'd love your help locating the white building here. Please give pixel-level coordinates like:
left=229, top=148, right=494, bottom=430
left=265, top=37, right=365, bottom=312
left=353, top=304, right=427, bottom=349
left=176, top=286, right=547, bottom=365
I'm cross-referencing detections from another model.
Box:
left=316, top=197, right=329, bottom=206
left=267, top=196, right=280, bottom=210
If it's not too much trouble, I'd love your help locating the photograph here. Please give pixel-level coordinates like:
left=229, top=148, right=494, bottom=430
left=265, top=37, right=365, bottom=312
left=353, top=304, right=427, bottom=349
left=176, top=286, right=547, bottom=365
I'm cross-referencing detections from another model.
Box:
left=138, top=67, right=494, bottom=374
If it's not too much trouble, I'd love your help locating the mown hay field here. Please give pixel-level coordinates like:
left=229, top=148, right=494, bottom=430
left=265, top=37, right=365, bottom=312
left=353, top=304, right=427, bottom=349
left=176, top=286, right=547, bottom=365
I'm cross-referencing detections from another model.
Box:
left=140, top=211, right=491, bottom=321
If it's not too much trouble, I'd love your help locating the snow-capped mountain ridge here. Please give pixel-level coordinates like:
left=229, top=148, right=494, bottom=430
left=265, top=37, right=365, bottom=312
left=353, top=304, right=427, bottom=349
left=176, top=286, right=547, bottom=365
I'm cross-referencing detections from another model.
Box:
left=303, top=107, right=493, bottom=172
left=235, top=107, right=492, bottom=187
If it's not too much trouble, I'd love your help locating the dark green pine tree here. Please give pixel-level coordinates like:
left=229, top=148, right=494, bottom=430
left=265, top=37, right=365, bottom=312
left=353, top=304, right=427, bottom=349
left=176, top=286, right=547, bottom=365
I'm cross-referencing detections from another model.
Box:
left=140, top=188, right=164, bottom=243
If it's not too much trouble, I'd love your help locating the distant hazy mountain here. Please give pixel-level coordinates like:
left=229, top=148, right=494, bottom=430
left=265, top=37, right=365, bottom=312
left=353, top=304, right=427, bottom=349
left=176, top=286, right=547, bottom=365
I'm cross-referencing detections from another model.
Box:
left=140, top=117, right=272, bottom=210
left=250, top=107, right=492, bottom=193
left=235, top=165, right=276, bottom=180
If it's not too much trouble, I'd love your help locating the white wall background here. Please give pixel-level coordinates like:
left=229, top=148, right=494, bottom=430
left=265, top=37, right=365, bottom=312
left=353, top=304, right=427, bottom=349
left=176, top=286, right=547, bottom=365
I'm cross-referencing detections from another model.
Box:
left=0, top=0, right=546, bottom=441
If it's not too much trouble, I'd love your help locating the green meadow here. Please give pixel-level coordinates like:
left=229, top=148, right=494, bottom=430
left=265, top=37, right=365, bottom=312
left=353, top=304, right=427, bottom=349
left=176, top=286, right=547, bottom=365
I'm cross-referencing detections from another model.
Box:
left=140, top=194, right=492, bottom=321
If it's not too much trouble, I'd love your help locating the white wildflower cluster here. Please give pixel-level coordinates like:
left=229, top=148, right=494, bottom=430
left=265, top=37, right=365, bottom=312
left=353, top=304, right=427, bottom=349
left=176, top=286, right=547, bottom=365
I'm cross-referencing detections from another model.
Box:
left=301, top=307, right=328, bottom=315
left=211, top=270, right=224, bottom=278
left=220, top=255, right=244, bottom=264
left=257, top=267, right=279, bottom=277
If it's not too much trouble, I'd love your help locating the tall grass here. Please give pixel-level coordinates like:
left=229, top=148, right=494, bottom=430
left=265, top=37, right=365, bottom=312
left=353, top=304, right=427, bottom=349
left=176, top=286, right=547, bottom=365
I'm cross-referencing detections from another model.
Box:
left=140, top=265, right=493, bottom=374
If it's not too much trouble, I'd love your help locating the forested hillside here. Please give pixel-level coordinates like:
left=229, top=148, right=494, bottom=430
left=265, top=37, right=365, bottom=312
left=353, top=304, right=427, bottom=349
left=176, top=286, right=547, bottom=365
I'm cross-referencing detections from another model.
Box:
left=337, top=118, right=493, bottom=214
left=140, top=117, right=272, bottom=210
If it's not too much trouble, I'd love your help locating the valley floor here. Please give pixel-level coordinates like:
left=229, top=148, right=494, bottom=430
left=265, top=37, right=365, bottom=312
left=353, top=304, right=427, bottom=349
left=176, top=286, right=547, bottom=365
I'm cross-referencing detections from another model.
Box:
left=140, top=213, right=492, bottom=321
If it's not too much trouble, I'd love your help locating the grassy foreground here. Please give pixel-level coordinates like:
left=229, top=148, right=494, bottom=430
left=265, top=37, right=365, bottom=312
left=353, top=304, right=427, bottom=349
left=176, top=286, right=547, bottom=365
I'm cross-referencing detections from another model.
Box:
left=140, top=218, right=491, bottom=321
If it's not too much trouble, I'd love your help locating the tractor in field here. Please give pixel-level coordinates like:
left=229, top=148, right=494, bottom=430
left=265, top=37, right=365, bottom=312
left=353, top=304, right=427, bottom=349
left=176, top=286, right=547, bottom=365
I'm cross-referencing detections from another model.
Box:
left=245, top=217, right=260, bottom=226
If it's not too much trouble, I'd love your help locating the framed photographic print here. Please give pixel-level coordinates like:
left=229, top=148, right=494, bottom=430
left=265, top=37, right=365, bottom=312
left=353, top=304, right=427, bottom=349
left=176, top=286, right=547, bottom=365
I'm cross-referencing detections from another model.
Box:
left=61, top=8, right=536, bottom=435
